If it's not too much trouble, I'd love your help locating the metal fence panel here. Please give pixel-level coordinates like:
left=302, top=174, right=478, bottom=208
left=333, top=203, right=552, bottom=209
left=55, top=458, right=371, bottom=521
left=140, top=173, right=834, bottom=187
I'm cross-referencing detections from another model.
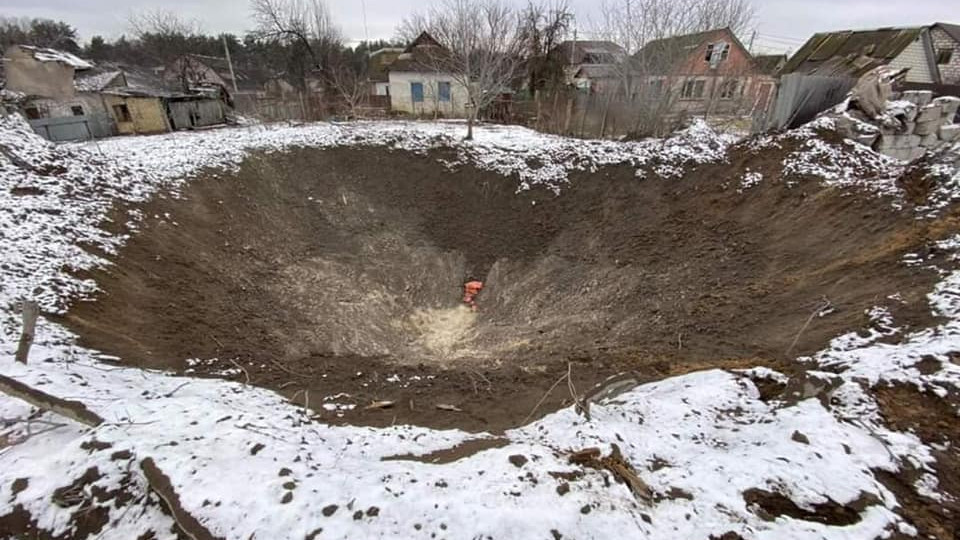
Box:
left=28, top=114, right=113, bottom=142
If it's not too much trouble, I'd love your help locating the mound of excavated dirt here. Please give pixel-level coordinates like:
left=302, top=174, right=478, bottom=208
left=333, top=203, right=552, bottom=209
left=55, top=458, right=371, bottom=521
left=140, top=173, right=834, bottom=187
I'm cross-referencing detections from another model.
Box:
left=59, top=143, right=949, bottom=431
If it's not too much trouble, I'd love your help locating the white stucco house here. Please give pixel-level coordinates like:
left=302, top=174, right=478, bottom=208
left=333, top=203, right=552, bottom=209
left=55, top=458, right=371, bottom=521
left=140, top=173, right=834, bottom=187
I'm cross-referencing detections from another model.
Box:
left=387, top=32, right=469, bottom=117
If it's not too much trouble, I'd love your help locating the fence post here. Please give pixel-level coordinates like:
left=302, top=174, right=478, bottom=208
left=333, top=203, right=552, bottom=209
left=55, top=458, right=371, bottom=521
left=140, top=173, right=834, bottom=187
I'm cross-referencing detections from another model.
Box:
left=15, top=301, right=39, bottom=364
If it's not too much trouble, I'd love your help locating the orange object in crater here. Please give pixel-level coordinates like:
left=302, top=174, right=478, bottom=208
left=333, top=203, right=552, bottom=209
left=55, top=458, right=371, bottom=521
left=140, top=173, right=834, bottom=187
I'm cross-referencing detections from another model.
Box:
left=463, top=280, right=484, bottom=311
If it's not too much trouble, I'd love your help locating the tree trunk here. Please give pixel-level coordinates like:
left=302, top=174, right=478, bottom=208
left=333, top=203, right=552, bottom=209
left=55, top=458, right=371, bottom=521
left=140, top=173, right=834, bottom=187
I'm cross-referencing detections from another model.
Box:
left=465, top=109, right=475, bottom=141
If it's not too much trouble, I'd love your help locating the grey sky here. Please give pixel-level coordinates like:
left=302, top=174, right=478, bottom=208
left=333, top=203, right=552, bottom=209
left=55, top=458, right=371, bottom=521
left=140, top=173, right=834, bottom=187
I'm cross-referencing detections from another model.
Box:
left=3, top=0, right=958, bottom=55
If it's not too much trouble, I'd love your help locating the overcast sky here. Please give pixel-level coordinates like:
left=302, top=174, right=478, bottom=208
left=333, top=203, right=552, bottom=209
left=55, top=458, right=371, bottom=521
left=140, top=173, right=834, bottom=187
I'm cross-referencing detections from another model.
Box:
left=3, top=0, right=958, bottom=55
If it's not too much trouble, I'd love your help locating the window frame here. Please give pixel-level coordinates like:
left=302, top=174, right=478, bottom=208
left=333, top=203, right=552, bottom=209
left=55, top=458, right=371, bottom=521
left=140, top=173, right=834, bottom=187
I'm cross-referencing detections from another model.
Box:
left=70, top=105, right=84, bottom=116
left=718, top=79, right=740, bottom=100
left=706, top=42, right=731, bottom=66
left=112, top=103, right=132, bottom=122
left=937, top=48, right=954, bottom=65
left=410, top=82, right=425, bottom=103
left=681, top=79, right=706, bottom=100
left=438, top=81, right=452, bottom=103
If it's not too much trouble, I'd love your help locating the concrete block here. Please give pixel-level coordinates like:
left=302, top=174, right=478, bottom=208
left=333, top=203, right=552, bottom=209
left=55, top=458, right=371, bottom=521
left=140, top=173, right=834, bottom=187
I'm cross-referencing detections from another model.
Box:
left=884, top=146, right=927, bottom=162
left=881, top=147, right=911, bottom=161
left=877, top=134, right=921, bottom=150
left=940, top=124, right=960, bottom=142
left=902, top=90, right=934, bottom=107
left=833, top=115, right=854, bottom=137
left=920, top=133, right=939, bottom=148
left=916, top=104, right=942, bottom=123
left=887, top=100, right=918, bottom=122
left=915, top=119, right=940, bottom=136
left=933, top=96, right=960, bottom=119
left=856, top=133, right=879, bottom=147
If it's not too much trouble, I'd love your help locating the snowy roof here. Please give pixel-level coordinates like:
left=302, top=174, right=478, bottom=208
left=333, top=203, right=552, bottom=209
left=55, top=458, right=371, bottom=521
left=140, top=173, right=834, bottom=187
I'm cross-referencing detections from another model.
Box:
left=74, top=70, right=124, bottom=93
left=16, top=45, right=93, bottom=70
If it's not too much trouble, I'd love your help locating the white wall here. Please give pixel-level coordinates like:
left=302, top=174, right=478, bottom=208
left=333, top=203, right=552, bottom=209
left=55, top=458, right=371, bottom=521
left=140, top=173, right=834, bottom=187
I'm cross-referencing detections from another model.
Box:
left=932, top=27, right=960, bottom=85
left=889, top=35, right=935, bottom=83
left=388, top=71, right=469, bottom=116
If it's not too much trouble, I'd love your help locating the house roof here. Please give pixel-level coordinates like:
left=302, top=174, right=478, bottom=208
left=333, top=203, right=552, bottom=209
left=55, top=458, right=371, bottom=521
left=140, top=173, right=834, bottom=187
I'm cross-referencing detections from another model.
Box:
left=934, top=22, right=960, bottom=43
left=780, top=27, right=925, bottom=77
left=390, top=31, right=452, bottom=73
left=574, top=64, right=621, bottom=79
left=754, top=54, right=787, bottom=76
left=74, top=68, right=124, bottom=92
left=13, top=45, right=93, bottom=70
left=634, top=27, right=755, bottom=74
left=553, top=40, right=625, bottom=65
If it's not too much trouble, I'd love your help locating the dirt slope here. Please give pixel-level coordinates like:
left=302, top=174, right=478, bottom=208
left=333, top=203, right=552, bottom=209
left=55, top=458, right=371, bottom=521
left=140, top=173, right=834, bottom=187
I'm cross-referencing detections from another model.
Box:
left=60, top=144, right=951, bottom=431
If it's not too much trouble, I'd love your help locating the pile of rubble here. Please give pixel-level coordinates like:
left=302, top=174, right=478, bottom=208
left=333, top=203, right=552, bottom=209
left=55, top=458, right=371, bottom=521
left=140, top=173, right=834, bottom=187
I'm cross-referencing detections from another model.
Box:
left=833, top=90, right=960, bottom=162
left=829, top=73, right=960, bottom=162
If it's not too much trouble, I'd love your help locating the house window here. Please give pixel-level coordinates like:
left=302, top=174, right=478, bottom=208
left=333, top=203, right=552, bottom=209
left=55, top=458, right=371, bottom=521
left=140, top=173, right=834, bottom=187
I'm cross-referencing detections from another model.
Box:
left=647, top=78, right=664, bottom=98
left=71, top=105, right=84, bottom=116
left=411, top=82, right=424, bottom=103
left=681, top=79, right=706, bottom=99
left=938, top=49, right=954, bottom=64
left=718, top=79, right=740, bottom=99
left=705, top=42, right=730, bottom=66
left=438, top=81, right=451, bottom=102
left=112, top=103, right=132, bottom=122
left=24, top=106, right=44, bottom=120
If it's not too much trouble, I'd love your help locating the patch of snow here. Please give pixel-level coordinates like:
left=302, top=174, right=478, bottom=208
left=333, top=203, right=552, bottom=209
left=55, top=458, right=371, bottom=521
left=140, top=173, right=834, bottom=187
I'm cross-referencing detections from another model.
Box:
left=19, top=45, right=94, bottom=69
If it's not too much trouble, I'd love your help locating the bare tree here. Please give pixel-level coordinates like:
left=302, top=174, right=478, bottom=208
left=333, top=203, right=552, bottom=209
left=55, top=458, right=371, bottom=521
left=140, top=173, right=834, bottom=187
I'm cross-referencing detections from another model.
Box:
left=327, top=61, right=370, bottom=118
left=250, top=0, right=341, bottom=68
left=519, top=0, right=574, bottom=97
left=593, top=0, right=754, bottom=54
left=399, top=0, right=524, bottom=140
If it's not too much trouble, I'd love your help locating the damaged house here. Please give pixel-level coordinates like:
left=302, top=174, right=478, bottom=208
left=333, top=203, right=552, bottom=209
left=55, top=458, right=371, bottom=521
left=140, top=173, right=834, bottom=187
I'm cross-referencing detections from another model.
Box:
left=2, top=45, right=227, bottom=141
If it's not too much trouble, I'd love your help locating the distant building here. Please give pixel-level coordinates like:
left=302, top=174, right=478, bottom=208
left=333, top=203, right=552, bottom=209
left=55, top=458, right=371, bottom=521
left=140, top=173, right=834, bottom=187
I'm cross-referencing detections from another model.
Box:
left=368, top=47, right=404, bottom=97
left=550, top=40, right=627, bottom=92
left=165, top=53, right=257, bottom=104
left=387, top=31, right=469, bottom=117
left=753, top=54, right=787, bottom=77
left=634, top=28, right=777, bottom=117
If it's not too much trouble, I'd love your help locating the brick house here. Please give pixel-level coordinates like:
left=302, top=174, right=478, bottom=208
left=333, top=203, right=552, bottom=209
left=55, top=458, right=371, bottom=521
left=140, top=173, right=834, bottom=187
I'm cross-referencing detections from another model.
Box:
left=931, top=23, right=960, bottom=85
left=634, top=28, right=776, bottom=117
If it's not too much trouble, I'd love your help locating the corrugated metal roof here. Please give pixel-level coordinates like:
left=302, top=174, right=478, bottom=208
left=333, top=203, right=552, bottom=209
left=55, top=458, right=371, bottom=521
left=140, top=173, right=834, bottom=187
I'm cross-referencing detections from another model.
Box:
left=781, top=27, right=925, bottom=77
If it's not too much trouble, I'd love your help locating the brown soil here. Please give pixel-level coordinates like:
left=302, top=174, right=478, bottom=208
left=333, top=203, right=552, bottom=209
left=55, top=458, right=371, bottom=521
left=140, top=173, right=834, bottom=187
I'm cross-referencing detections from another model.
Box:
left=874, top=384, right=960, bottom=539
left=58, top=145, right=953, bottom=432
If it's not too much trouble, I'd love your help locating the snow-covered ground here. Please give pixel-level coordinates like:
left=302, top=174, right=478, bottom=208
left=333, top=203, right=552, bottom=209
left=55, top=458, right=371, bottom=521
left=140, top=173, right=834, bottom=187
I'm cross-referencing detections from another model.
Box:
left=1, top=115, right=960, bottom=539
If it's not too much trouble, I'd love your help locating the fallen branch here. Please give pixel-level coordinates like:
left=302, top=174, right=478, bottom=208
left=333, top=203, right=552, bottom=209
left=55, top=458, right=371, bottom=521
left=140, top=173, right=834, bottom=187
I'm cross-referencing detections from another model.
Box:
left=0, top=374, right=103, bottom=427
left=141, top=458, right=224, bottom=540
left=786, top=296, right=833, bottom=356
left=226, top=358, right=251, bottom=385
left=520, top=370, right=569, bottom=426
left=569, top=444, right=652, bottom=502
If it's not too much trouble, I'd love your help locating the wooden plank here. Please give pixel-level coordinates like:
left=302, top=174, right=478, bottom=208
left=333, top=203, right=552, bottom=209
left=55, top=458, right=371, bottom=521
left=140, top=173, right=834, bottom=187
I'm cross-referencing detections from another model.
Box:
left=0, top=374, right=104, bottom=427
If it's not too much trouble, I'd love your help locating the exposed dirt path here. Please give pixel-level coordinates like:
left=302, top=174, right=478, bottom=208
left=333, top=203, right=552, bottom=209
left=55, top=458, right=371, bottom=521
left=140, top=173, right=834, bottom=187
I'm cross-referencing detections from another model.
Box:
left=59, top=146, right=952, bottom=432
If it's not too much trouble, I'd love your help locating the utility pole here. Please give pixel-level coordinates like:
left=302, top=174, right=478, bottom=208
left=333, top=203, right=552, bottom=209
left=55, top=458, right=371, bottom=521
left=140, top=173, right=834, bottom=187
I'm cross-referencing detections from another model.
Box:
left=223, top=34, right=240, bottom=98
left=748, top=30, right=757, bottom=53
